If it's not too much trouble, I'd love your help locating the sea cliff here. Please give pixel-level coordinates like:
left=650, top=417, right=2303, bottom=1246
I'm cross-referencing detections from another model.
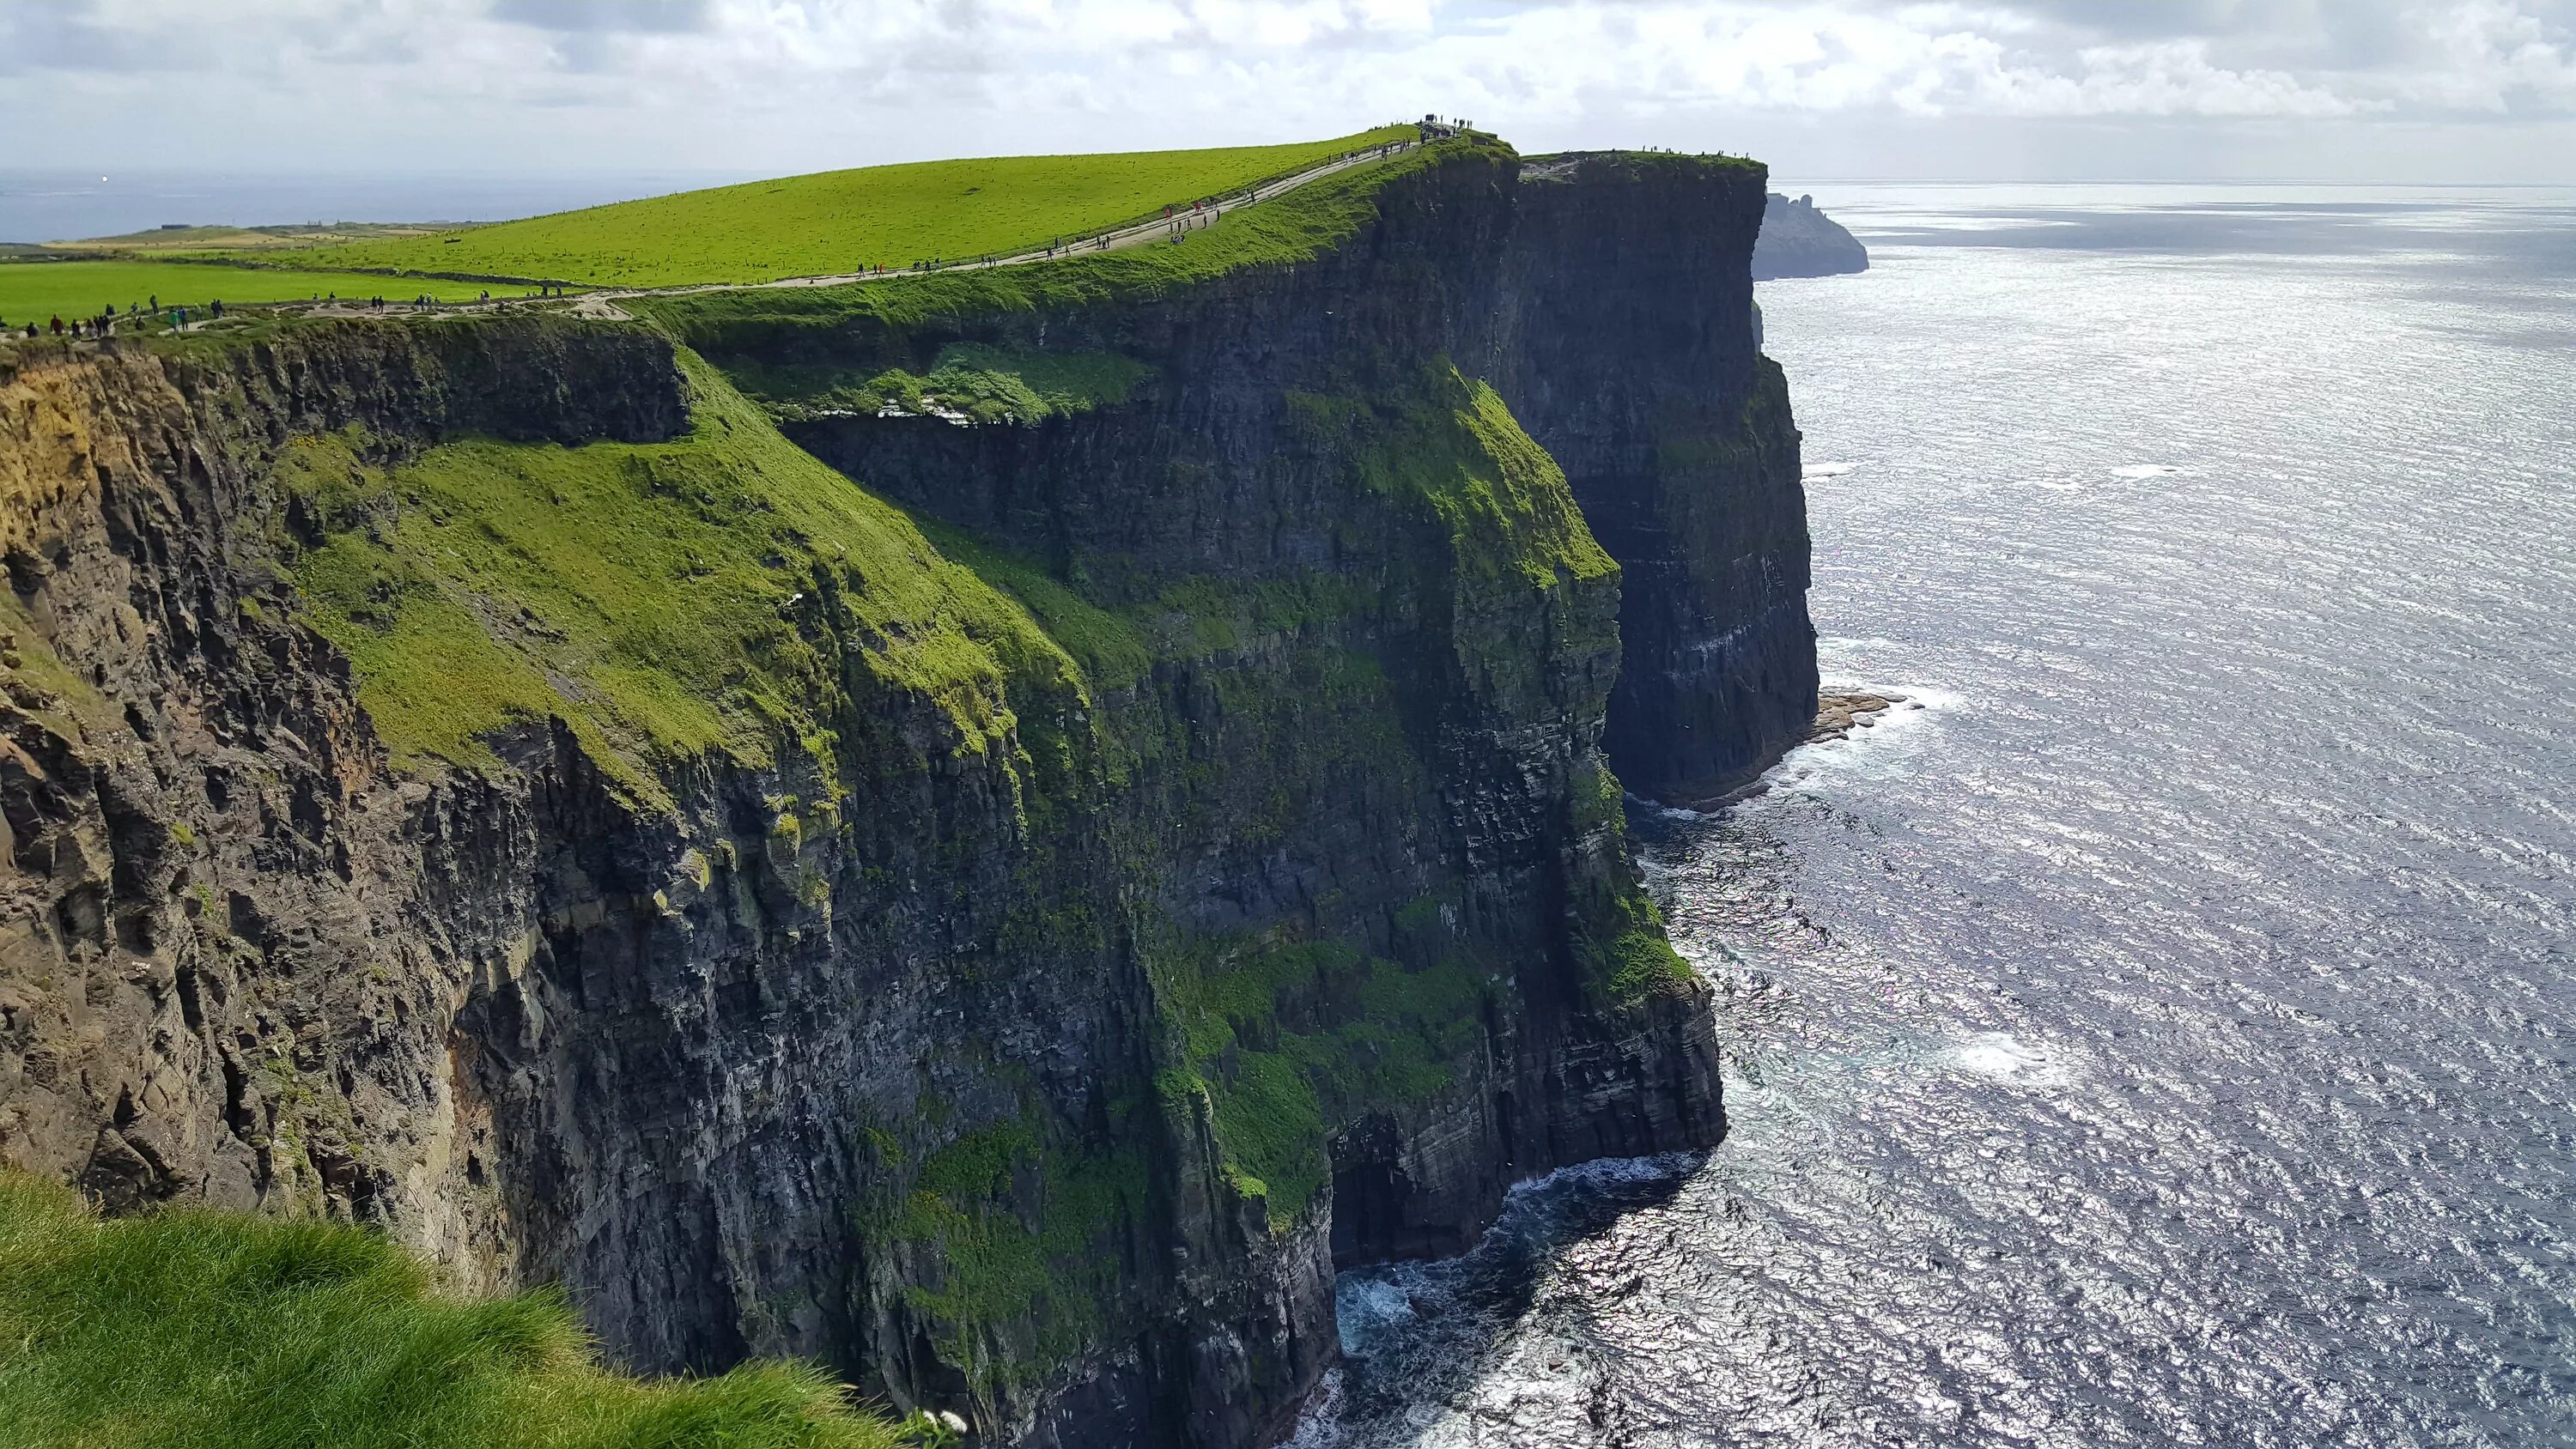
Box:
left=1753, top=192, right=1869, bottom=281
left=0, top=138, right=1812, bottom=1446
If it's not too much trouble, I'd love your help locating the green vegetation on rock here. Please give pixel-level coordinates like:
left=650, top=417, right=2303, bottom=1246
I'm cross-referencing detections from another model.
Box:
left=281, top=350, right=1081, bottom=804
left=280, top=128, right=1415, bottom=288
left=738, top=342, right=1153, bottom=425
left=849, top=1112, right=1148, bottom=1406
left=1564, top=762, right=1697, bottom=1008
left=0, top=1173, right=913, bottom=1449
left=1153, top=931, right=1492, bottom=1226
left=1286, top=362, right=1616, bottom=590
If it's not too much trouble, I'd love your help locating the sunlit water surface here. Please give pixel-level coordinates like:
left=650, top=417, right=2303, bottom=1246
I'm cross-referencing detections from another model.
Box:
left=1297, top=185, right=2576, bottom=1448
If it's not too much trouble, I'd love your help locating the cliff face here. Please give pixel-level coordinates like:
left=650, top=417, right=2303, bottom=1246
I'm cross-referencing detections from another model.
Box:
left=1491, top=155, right=1819, bottom=804
left=1753, top=192, right=1870, bottom=281
left=0, top=141, right=1804, bottom=1447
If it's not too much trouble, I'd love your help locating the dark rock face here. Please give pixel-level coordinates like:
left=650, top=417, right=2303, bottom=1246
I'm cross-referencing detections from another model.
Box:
left=1491, top=155, right=1821, bottom=804
left=0, top=146, right=1807, bottom=1449
left=1753, top=192, right=1869, bottom=281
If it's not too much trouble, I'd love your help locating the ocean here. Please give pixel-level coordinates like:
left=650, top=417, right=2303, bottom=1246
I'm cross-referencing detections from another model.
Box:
left=1297, top=184, right=2576, bottom=1448
left=0, top=169, right=744, bottom=245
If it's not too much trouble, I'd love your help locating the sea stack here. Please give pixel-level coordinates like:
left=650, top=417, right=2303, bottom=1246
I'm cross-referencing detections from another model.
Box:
left=1753, top=192, right=1869, bottom=280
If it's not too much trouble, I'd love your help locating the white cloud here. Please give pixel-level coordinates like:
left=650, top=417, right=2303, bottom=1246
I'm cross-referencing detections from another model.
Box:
left=2403, top=0, right=2576, bottom=109
left=0, top=0, right=2569, bottom=178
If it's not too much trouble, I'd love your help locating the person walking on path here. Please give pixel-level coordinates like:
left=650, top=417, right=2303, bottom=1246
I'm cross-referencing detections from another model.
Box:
left=49, top=316, right=63, bottom=336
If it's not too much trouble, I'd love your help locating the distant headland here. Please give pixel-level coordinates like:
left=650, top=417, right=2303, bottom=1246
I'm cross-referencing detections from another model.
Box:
left=1754, top=192, right=1868, bottom=279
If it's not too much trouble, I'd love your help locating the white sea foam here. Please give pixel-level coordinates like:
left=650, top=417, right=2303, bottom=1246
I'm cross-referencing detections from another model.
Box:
left=1340, top=1278, right=1417, bottom=1332
left=1947, top=1031, right=2075, bottom=1087
left=1804, top=461, right=1863, bottom=481
left=1506, top=1151, right=1702, bottom=1199
left=2111, top=464, right=2186, bottom=480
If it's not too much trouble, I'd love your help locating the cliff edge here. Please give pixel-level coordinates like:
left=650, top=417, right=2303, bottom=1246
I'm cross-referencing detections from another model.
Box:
left=0, top=137, right=1811, bottom=1447
left=1495, top=155, right=1820, bottom=805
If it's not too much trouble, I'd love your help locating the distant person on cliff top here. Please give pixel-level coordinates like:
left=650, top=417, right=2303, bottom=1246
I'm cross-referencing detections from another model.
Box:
left=49, top=316, right=62, bottom=336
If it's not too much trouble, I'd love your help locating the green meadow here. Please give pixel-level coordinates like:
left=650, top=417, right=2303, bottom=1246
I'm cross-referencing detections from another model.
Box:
left=0, top=260, right=498, bottom=325
left=283, top=126, right=1417, bottom=288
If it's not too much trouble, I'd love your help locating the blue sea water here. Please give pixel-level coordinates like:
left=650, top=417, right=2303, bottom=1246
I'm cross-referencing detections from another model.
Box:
left=0, top=169, right=746, bottom=245
left=1300, top=185, right=2576, bottom=1448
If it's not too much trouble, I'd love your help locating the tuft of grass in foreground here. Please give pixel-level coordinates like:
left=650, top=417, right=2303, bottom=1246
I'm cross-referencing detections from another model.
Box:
left=0, top=260, right=499, bottom=324
left=0, top=1173, right=917, bottom=1449
left=277, top=127, right=1417, bottom=288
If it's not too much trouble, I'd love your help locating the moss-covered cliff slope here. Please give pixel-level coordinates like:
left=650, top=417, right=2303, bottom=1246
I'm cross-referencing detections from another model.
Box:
left=0, top=137, right=1809, bottom=1447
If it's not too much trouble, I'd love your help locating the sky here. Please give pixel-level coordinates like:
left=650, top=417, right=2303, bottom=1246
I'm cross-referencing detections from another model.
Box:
left=7, top=0, right=2576, bottom=185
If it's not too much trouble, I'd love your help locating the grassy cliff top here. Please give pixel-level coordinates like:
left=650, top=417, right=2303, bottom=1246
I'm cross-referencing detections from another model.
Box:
left=1517, top=149, right=1766, bottom=184
left=0, top=259, right=504, bottom=323
left=264, top=126, right=1417, bottom=289
left=0, top=1173, right=917, bottom=1449
left=640, top=132, right=1514, bottom=343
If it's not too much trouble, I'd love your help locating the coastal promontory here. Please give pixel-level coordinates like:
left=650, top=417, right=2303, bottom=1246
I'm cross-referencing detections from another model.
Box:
left=0, top=128, right=1815, bottom=1448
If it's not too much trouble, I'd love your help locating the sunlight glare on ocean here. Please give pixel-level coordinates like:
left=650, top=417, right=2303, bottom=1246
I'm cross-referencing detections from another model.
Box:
left=1300, top=183, right=2576, bottom=1449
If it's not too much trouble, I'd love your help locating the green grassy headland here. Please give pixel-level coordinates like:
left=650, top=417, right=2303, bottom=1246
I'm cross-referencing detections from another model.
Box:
left=640, top=133, right=1508, bottom=348
left=0, top=1173, right=917, bottom=1449
left=0, top=126, right=1425, bottom=331
left=46, top=221, right=468, bottom=254
left=0, top=260, right=501, bottom=325
left=267, top=126, right=1417, bottom=288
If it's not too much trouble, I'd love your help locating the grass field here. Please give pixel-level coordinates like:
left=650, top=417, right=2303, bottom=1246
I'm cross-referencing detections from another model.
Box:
left=642, top=135, right=1512, bottom=343
left=283, top=126, right=1417, bottom=288
left=0, top=1173, right=919, bottom=1448
left=0, top=260, right=501, bottom=324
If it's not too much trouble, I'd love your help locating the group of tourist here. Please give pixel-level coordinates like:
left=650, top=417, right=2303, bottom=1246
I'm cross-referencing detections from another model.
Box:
left=11, top=291, right=232, bottom=340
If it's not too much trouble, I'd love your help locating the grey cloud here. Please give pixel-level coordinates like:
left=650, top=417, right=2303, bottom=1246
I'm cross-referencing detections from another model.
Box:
left=488, top=0, right=712, bottom=33
left=0, top=0, right=173, bottom=74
